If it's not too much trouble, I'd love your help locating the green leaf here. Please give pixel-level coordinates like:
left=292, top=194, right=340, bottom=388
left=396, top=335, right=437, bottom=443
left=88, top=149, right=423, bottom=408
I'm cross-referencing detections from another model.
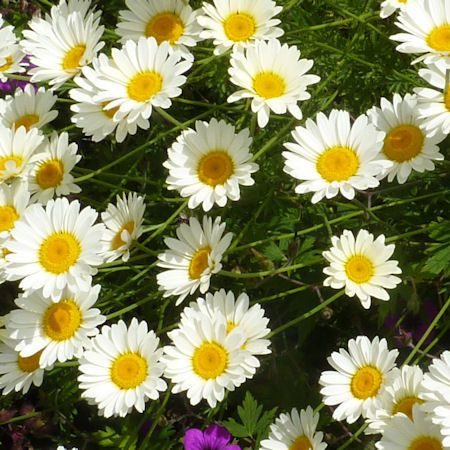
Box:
left=424, top=244, right=450, bottom=276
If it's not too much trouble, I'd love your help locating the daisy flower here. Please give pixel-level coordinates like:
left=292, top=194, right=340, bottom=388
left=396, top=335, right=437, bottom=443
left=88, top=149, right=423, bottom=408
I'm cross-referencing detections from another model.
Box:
left=0, top=15, right=16, bottom=51
left=390, top=0, right=450, bottom=65
left=78, top=318, right=167, bottom=418
left=421, top=351, right=450, bottom=446
left=0, top=341, right=46, bottom=395
left=228, top=39, right=320, bottom=128
left=197, top=0, right=284, bottom=55
left=157, top=215, right=233, bottom=305
left=414, top=59, right=450, bottom=136
left=180, top=289, right=271, bottom=378
left=116, top=0, right=202, bottom=61
left=0, top=85, right=58, bottom=131
left=319, top=335, right=399, bottom=424
left=367, top=93, right=445, bottom=184
left=164, top=118, right=259, bottom=211
left=100, top=192, right=145, bottom=263
left=0, top=125, right=44, bottom=183
left=322, top=229, right=402, bottom=309
left=70, top=58, right=150, bottom=143
left=366, top=365, right=425, bottom=435
left=88, top=38, right=192, bottom=128
left=5, top=197, right=105, bottom=300
left=0, top=181, right=31, bottom=241
left=0, top=45, right=26, bottom=83
left=21, top=0, right=105, bottom=87
left=282, top=110, right=391, bottom=203
left=380, top=0, right=410, bottom=19
left=260, top=406, right=327, bottom=450
left=7, top=285, right=105, bottom=368
left=161, top=310, right=248, bottom=407
left=375, top=405, right=445, bottom=450
left=27, top=132, right=81, bottom=204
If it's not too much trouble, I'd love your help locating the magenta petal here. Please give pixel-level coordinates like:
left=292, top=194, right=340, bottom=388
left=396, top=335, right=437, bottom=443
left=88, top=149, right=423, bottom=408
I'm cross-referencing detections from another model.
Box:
left=184, top=428, right=206, bottom=450
left=204, top=424, right=232, bottom=448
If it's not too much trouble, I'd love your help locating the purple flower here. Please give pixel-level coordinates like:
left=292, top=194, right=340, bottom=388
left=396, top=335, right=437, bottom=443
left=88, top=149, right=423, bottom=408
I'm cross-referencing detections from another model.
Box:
left=184, top=424, right=241, bottom=450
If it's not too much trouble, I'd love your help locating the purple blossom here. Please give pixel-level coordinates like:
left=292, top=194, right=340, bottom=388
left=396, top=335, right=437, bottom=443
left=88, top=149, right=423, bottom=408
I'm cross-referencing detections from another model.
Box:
left=184, top=424, right=241, bottom=450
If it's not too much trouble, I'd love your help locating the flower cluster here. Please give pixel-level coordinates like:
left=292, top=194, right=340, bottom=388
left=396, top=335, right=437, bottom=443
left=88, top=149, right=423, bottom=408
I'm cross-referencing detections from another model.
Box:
left=0, top=0, right=448, bottom=448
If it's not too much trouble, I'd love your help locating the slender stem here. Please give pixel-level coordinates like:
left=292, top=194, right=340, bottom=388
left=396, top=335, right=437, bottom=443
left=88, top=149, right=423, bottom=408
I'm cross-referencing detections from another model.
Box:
left=268, top=290, right=345, bottom=338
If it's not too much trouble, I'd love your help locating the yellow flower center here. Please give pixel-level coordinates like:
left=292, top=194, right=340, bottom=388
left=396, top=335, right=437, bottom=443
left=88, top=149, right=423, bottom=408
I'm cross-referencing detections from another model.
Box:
left=62, top=45, right=86, bottom=71
left=392, top=396, right=424, bottom=420
left=345, top=254, right=374, bottom=284
left=14, top=114, right=40, bottom=131
left=188, top=246, right=211, bottom=280
left=316, top=146, right=359, bottom=182
left=39, top=232, right=81, bottom=274
left=17, top=350, right=43, bottom=373
left=110, top=352, right=148, bottom=389
left=289, top=435, right=313, bottom=450
left=111, top=221, right=135, bottom=250
left=127, top=71, right=163, bottom=102
left=192, top=342, right=228, bottom=380
left=253, top=72, right=286, bottom=99
left=43, top=299, right=81, bottom=341
left=36, top=159, right=64, bottom=189
left=408, top=436, right=443, bottom=450
left=351, top=366, right=383, bottom=400
left=426, top=24, right=450, bottom=52
left=0, top=56, right=13, bottom=72
left=0, top=155, right=23, bottom=175
left=223, top=12, right=256, bottom=42
left=444, top=84, right=450, bottom=111
left=101, top=102, right=120, bottom=119
left=384, top=124, right=424, bottom=162
left=145, top=12, right=184, bottom=44
left=197, top=150, right=234, bottom=186
left=0, top=205, right=19, bottom=232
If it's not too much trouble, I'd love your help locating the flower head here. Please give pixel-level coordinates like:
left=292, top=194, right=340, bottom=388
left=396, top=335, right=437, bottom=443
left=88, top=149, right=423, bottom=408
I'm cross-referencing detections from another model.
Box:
left=184, top=424, right=240, bottom=450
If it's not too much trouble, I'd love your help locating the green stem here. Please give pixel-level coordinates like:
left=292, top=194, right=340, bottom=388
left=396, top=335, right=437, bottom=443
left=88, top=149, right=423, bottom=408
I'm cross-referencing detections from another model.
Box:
left=268, top=290, right=345, bottom=338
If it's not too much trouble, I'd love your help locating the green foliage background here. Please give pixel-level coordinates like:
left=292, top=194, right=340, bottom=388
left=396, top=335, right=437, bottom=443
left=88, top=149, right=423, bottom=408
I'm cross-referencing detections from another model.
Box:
left=0, top=0, right=449, bottom=448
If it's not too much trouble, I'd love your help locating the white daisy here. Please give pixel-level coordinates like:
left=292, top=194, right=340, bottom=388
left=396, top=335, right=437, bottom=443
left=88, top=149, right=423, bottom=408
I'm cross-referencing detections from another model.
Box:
left=197, top=0, right=284, bottom=55
left=161, top=311, right=248, bottom=407
left=180, top=289, right=271, bottom=378
left=100, top=192, right=145, bottom=263
left=376, top=405, right=445, bottom=450
left=282, top=109, right=391, bottom=203
left=157, top=215, right=233, bottom=305
left=0, top=84, right=58, bottom=131
left=7, top=285, right=105, bottom=368
left=20, top=0, right=105, bottom=87
left=116, top=0, right=202, bottom=61
left=414, top=59, right=450, bottom=136
left=319, top=335, right=399, bottom=424
left=260, top=406, right=327, bottom=450
left=0, top=180, right=31, bottom=241
left=0, top=125, right=44, bottom=183
left=5, top=197, right=105, bottom=300
left=87, top=37, right=192, bottom=128
left=164, top=118, right=259, bottom=211
left=380, top=0, right=410, bottom=19
left=27, top=132, right=81, bottom=204
left=78, top=318, right=167, bottom=418
left=0, top=14, right=16, bottom=52
left=366, top=365, right=425, bottom=435
left=70, top=58, right=150, bottom=143
left=0, top=239, right=11, bottom=284
left=421, top=351, right=450, bottom=447
left=322, top=229, right=402, bottom=309
left=0, top=45, right=26, bottom=83
left=390, top=0, right=450, bottom=65
left=228, top=39, right=320, bottom=128
left=0, top=341, right=46, bottom=395
left=367, top=93, right=445, bottom=183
